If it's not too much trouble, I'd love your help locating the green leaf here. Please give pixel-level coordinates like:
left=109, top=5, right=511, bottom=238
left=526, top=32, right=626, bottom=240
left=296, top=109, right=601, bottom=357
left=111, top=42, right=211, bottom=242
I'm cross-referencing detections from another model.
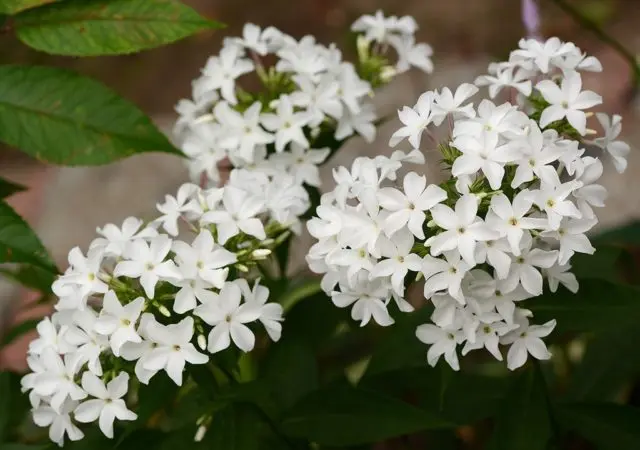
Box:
left=570, top=245, right=623, bottom=281
left=527, top=279, right=640, bottom=333
left=0, top=371, right=10, bottom=441
left=362, top=367, right=509, bottom=425
left=0, top=264, right=56, bottom=293
left=557, top=403, right=640, bottom=450
left=203, top=404, right=262, bottom=450
left=0, top=65, right=182, bottom=165
left=1, top=318, right=41, bottom=348
left=277, top=277, right=322, bottom=313
left=0, top=371, right=31, bottom=442
left=15, top=0, right=222, bottom=56
left=1, top=445, right=51, bottom=450
left=262, top=340, right=318, bottom=411
left=487, top=365, right=553, bottom=450
left=566, top=324, right=640, bottom=401
left=0, top=177, right=26, bottom=199
left=365, top=305, right=433, bottom=377
left=0, top=0, right=58, bottom=14
left=593, top=220, right=640, bottom=245
left=0, top=200, right=56, bottom=272
left=281, top=382, right=452, bottom=446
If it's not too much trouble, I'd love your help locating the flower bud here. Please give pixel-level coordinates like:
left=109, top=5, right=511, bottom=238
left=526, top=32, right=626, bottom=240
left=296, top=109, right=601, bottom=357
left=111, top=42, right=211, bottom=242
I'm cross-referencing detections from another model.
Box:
left=252, top=249, right=272, bottom=260
left=159, top=305, right=171, bottom=317
left=197, top=334, right=207, bottom=351
left=356, top=35, right=371, bottom=59
left=380, top=66, right=397, bottom=83
left=237, top=264, right=249, bottom=273
left=194, top=425, right=207, bottom=442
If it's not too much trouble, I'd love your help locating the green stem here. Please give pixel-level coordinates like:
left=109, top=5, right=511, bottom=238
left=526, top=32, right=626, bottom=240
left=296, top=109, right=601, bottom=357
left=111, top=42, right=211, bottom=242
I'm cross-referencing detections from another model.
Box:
left=547, top=0, right=640, bottom=82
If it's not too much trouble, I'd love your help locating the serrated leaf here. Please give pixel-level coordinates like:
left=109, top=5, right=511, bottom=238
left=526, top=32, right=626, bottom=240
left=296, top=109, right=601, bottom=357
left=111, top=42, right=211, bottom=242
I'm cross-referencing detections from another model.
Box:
left=527, top=279, right=640, bottom=333
left=0, top=200, right=56, bottom=272
left=0, top=65, right=182, bottom=165
left=15, top=0, right=222, bottom=56
left=0, top=177, right=26, bottom=199
left=0, top=0, right=58, bottom=15
left=557, top=403, right=640, bottom=450
left=487, top=365, right=553, bottom=450
left=281, top=382, right=452, bottom=446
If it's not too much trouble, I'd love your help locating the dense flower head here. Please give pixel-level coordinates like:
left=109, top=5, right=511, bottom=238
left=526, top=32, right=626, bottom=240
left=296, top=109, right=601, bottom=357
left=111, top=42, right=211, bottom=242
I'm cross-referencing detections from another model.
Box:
left=23, top=171, right=296, bottom=445
left=175, top=12, right=433, bottom=187
left=307, top=36, right=629, bottom=372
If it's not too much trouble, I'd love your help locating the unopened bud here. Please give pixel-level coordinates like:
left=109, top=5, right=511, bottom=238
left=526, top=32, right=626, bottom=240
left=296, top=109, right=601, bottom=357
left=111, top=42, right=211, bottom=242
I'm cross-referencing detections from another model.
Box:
left=194, top=425, right=207, bottom=442
left=310, top=127, right=321, bottom=138
left=415, top=272, right=424, bottom=282
left=252, top=249, right=272, bottom=260
left=356, top=35, right=371, bottom=59
left=158, top=305, right=171, bottom=317
left=262, top=238, right=275, bottom=246
left=427, top=220, right=437, bottom=228
left=197, top=334, right=207, bottom=351
left=585, top=112, right=594, bottom=118
left=237, top=264, right=249, bottom=273
left=584, top=128, right=597, bottom=135
left=193, top=114, right=215, bottom=125
left=380, top=66, right=397, bottom=83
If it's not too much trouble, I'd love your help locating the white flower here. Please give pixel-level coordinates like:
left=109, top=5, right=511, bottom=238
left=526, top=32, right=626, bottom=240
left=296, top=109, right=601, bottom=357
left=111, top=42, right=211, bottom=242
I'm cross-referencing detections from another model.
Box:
left=335, top=103, right=377, bottom=143
left=462, top=320, right=511, bottom=361
left=94, top=291, right=144, bottom=356
left=486, top=191, right=545, bottom=255
left=370, top=229, right=422, bottom=296
left=475, top=65, right=532, bottom=99
left=172, top=229, right=237, bottom=287
left=503, top=237, right=558, bottom=295
left=331, top=275, right=394, bottom=327
left=34, top=349, right=87, bottom=413
left=573, top=157, right=607, bottom=218
left=200, top=45, right=254, bottom=104
left=56, top=247, right=108, bottom=300
left=114, top=236, right=181, bottom=299
left=143, top=317, right=209, bottom=386
left=236, top=279, right=283, bottom=342
left=215, top=101, right=275, bottom=162
left=474, top=238, right=513, bottom=280
left=507, top=123, right=562, bottom=188
left=388, top=34, right=434, bottom=73
left=351, top=10, right=395, bottom=43
left=428, top=194, right=499, bottom=267
left=91, top=217, right=157, bottom=257
left=541, top=217, right=596, bottom=265
left=389, top=92, right=433, bottom=148
left=195, top=282, right=262, bottom=353
left=536, top=71, right=602, bottom=135
left=377, top=172, right=447, bottom=239
left=271, top=144, right=330, bottom=187
left=74, top=372, right=137, bottom=439
left=261, top=94, right=312, bottom=152
left=290, top=74, right=343, bottom=126
left=421, top=250, right=470, bottom=302
left=501, top=318, right=556, bottom=370
left=431, top=83, right=478, bottom=125
left=65, top=310, right=108, bottom=376
left=415, top=323, right=462, bottom=370
left=33, top=400, right=84, bottom=447
left=452, top=130, right=518, bottom=189
left=228, top=23, right=269, bottom=55
left=511, top=37, right=575, bottom=73
left=545, top=262, right=579, bottom=293
left=28, top=317, right=73, bottom=355
left=594, top=113, right=630, bottom=173
left=155, top=183, right=200, bottom=236
left=201, top=186, right=266, bottom=244
left=529, top=173, right=582, bottom=230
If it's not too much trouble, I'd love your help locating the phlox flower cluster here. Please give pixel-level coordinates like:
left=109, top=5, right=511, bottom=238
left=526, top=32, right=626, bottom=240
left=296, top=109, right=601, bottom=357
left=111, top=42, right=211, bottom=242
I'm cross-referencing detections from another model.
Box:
left=307, top=37, right=630, bottom=372
left=23, top=172, right=297, bottom=445
left=174, top=11, right=433, bottom=188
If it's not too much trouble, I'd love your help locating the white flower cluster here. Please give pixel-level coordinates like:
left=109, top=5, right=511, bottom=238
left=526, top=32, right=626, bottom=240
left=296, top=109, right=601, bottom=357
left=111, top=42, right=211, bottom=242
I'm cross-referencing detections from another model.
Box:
left=307, top=37, right=630, bottom=372
left=22, top=175, right=293, bottom=446
left=175, top=11, right=433, bottom=186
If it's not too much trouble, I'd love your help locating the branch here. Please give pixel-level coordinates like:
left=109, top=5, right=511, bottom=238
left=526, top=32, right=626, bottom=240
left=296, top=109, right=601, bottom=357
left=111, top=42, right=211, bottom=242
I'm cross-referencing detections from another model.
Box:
left=547, top=0, right=640, bottom=82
